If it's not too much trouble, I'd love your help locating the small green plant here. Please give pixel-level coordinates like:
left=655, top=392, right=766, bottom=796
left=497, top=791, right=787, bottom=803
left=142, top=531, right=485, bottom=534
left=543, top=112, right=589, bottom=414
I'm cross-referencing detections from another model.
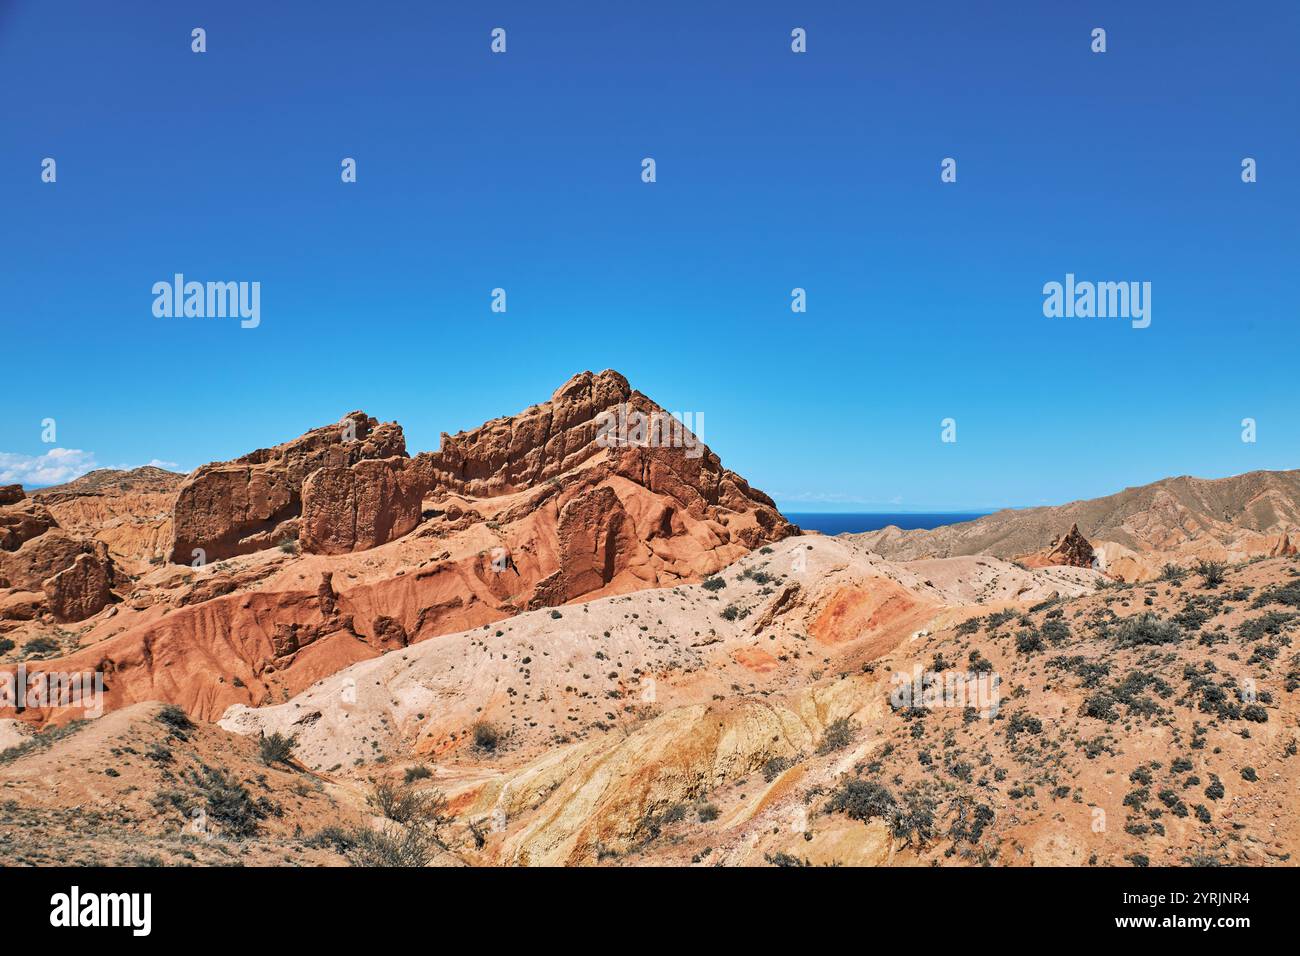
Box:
left=815, top=717, right=858, bottom=755
left=1196, top=560, right=1226, bottom=589
left=404, top=764, right=433, bottom=783
left=156, top=704, right=195, bottom=740
left=19, top=636, right=60, bottom=660
left=258, top=731, right=298, bottom=766
left=762, top=755, right=793, bottom=782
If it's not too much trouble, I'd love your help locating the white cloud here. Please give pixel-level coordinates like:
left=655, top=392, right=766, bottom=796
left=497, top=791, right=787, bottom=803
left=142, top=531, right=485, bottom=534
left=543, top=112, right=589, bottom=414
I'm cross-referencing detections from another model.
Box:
left=0, top=450, right=185, bottom=488
left=0, top=448, right=100, bottom=487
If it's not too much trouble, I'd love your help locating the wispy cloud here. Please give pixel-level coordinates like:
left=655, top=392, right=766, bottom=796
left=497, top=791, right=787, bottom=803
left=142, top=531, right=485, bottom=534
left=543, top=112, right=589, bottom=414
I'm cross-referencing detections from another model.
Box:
left=0, top=450, right=185, bottom=488
left=0, top=448, right=100, bottom=486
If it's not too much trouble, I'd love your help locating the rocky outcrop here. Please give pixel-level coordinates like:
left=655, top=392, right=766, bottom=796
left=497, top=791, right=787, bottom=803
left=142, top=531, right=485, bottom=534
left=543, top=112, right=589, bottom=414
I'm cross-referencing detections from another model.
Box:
left=0, top=489, right=117, bottom=622
left=531, top=485, right=637, bottom=604
left=43, top=546, right=114, bottom=621
left=7, top=371, right=798, bottom=721
left=418, top=370, right=636, bottom=497
left=1040, top=524, right=1096, bottom=569
left=0, top=495, right=58, bottom=552
left=300, top=457, right=424, bottom=555
left=169, top=411, right=406, bottom=563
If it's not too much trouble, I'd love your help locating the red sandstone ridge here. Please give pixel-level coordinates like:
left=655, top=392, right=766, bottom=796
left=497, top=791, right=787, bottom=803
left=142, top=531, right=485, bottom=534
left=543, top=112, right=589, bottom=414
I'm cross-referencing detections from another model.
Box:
left=2, top=371, right=796, bottom=723
left=169, top=411, right=406, bottom=563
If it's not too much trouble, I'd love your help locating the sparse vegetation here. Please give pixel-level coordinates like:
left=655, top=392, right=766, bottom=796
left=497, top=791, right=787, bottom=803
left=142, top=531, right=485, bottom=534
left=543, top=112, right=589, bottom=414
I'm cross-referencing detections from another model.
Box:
left=470, top=721, right=502, bottom=753
left=816, top=717, right=858, bottom=755
left=258, top=731, right=298, bottom=766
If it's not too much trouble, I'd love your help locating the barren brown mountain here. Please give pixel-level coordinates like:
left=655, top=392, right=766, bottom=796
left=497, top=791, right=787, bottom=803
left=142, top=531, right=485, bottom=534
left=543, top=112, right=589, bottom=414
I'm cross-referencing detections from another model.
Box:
left=856, top=470, right=1300, bottom=581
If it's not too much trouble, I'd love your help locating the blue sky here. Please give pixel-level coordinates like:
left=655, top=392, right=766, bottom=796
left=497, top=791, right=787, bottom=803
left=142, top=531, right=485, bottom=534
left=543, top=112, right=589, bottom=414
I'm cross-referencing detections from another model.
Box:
left=2, top=1, right=1296, bottom=510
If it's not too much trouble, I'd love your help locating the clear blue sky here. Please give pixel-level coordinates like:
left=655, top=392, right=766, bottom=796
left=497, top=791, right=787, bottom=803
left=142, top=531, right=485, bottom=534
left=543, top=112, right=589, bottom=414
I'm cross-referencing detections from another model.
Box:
left=2, top=1, right=1296, bottom=510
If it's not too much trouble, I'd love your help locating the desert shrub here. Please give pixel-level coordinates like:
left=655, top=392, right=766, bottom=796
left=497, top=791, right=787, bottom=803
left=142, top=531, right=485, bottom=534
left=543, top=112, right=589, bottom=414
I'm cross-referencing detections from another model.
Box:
left=1047, top=655, right=1110, bottom=688
left=1082, top=692, right=1118, bottom=722
left=404, top=764, right=433, bottom=783
left=658, top=803, right=688, bottom=824
left=146, top=742, right=173, bottom=763
left=347, top=821, right=441, bottom=867
left=1196, top=560, right=1227, bottom=589
left=1239, top=611, right=1297, bottom=641
left=19, top=636, right=60, bottom=660
left=1015, top=628, right=1044, bottom=654
left=1041, top=617, right=1071, bottom=645
left=155, top=704, right=194, bottom=740
left=0, top=638, right=14, bottom=656
left=185, top=764, right=274, bottom=838
left=470, top=721, right=501, bottom=752
left=815, top=717, right=858, bottom=755
left=826, top=778, right=896, bottom=822
left=258, top=731, right=298, bottom=766
left=947, top=799, right=995, bottom=845
left=0, top=719, right=88, bottom=765
left=1253, top=582, right=1300, bottom=609
left=1160, top=564, right=1186, bottom=582
left=1115, top=613, right=1182, bottom=647
left=763, top=851, right=810, bottom=867
left=700, top=576, right=726, bottom=592
left=1241, top=766, right=1258, bottom=782
left=762, top=755, right=794, bottom=782
left=889, top=788, right=937, bottom=846
left=1005, top=711, right=1042, bottom=742
left=305, top=825, right=358, bottom=853
left=987, top=609, right=1017, bottom=628
left=277, top=537, right=299, bottom=555
left=696, top=802, right=720, bottom=823
left=720, top=604, right=740, bottom=621
left=367, top=780, right=450, bottom=829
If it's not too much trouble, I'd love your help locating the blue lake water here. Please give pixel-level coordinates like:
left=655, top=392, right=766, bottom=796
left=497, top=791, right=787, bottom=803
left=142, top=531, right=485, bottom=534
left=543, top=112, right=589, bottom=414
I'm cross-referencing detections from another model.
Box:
left=784, top=513, right=990, bottom=535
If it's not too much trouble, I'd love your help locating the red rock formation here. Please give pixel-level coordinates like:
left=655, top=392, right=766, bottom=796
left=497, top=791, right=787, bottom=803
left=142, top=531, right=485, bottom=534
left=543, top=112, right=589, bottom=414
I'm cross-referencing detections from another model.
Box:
left=0, top=495, right=57, bottom=552
left=0, top=489, right=117, bottom=622
left=300, top=457, right=424, bottom=555
left=5, top=371, right=798, bottom=723
left=43, top=546, right=114, bottom=621
left=169, top=411, right=406, bottom=563
left=1021, top=524, right=1096, bottom=570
